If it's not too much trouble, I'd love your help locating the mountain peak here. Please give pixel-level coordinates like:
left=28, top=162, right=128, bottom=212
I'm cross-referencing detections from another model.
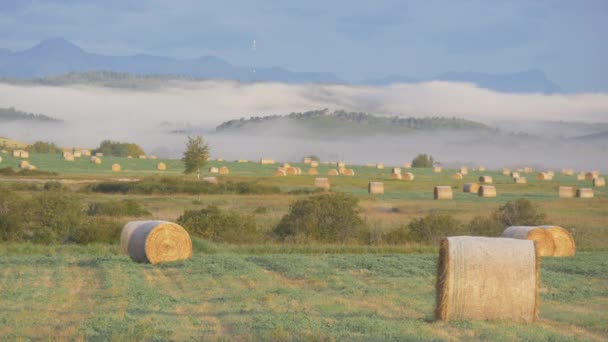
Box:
left=28, top=37, right=84, bottom=55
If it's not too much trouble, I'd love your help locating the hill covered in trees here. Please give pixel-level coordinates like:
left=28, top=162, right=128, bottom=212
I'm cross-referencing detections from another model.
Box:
left=0, top=107, right=62, bottom=123
left=215, top=110, right=491, bottom=138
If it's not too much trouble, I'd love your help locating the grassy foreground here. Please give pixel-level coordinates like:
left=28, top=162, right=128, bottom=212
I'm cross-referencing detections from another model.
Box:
left=0, top=247, right=606, bottom=341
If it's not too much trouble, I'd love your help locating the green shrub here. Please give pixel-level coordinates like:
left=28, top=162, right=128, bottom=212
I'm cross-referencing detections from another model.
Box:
left=0, top=167, right=57, bottom=177
left=90, top=178, right=280, bottom=195
left=383, top=225, right=410, bottom=244
left=87, top=199, right=151, bottom=217
left=253, top=206, right=268, bottom=214
left=407, top=212, right=464, bottom=244
left=493, top=198, right=547, bottom=226
left=273, top=193, right=368, bottom=243
left=43, top=181, right=64, bottom=191
left=26, top=141, right=62, bottom=154
left=468, top=215, right=504, bottom=237
left=68, top=217, right=123, bottom=244
left=411, top=153, right=435, bottom=168
left=95, top=140, right=145, bottom=157
left=177, top=206, right=259, bottom=244
left=20, top=192, right=85, bottom=244
left=0, top=190, right=23, bottom=242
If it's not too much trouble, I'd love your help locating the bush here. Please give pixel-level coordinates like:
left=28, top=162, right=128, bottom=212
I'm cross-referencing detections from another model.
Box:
left=493, top=198, right=547, bottom=227
left=0, top=190, right=23, bottom=242
left=26, top=141, right=62, bottom=154
left=0, top=167, right=57, bottom=177
left=177, top=206, right=259, bottom=244
left=95, top=140, right=145, bottom=157
left=383, top=225, right=410, bottom=244
left=68, top=217, right=123, bottom=244
left=43, top=181, right=64, bottom=191
left=20, top=192, right=85, bottom=244
left=407, top=212, right=464, bottom=244
left=87, top=199, right=151, bottom=217
left=468, top=215, right=504, bottom=237
left=89, top=178, right=281, bottom=195
left=411, top=153, right=435, bottom=168
left=273, top=193, right=368, bottom=243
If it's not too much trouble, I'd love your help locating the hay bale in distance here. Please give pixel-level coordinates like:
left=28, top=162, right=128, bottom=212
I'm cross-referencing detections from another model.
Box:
left=392, top=167, right=402, bottom=175
left=237, top=159, right=249, bottom=163
left=314, top=177, right=330, bottom=190
left=562, top=169, right=574, bottom=176
left=502, top=168, right=511, bottom=176
left=275, top=169, right=286, bottom=176
left=18, top=160, right=30, bottom=169
left=585, top=172, right=596, bottom=180
left=539, top=225, right=576, bottom=256
left=376, top=163, right=385, bottom=169
left=0, top=156, right=2, bottom=163
left=12, top=150, right=22, bottom=157
left=63, top=154, right=74, bottom=161
left=216, top=158, right=224, bottom=162
left=402, top=172, right=415, bottom=181
left=514, top=177, right=527, bottom=184
left=478, top=176, right=493, bottom=184
left=219, top=166, right=229, bottom=175
left=123, top=221, right=192, bottom=264
left=157, top=162, right=167, bottom=171
left=390, top=173, right=402, bottom=180
left=478, top=166, right=486, bottom=171
left=23, top=164, right=37, bottom=170
left=459, top=166, right=468, bottom=175
left=307, top=168, right=319, bottom=175
left=310, top=161, right=319, bottom=167
left=558, top=186, right=575, bottom=198
left=342, top=169, right=355, bottom=176
left=478, top=185, right=497, bottom=197
left=260, top=159, right=275, bottom=165
left=337, top=161, right=345, bottom=168
left=81, top=150, right=91, bottom=156
left=576, top=188, right=593, bottom=198
left=435, top=236, right=539, bottom=322
left=209, top=167, right=219, bottom=174
left=452, top=173, right=464, bottom=180
left=403, top=163, right=412, bottom=169
left=327, top=169, right=339, bottom=176
left=203, top=176, right=218, bottom=184
left=524, top=167, right=533, bottom=174
left=593, top=178, right=605, bottom=187
left=149, top=155, right=158, bottom=160
left=511, top=171, right=520, bottom=178
left=576, top=173, right=585, bottom=180
left=463, top=183, right=480, bottom=193
left=433, top=166, right=442, bottom=173
left=434, top=186, right=453, bottom=200
left=111, top=164, right=121, bottom=172
left=501, top=226, right=555, bottom=256
left=96, top=153, right=104, bottom=157
left=90, top=156, right=102, bottom=164
left=282, top=163, right=291, bottom=169
left=537, top=172, right=553, bottom=181
left=303, top=157, right=312, bottom=164
left=368, top=182, right=384, bottom=194
left=286, top=167, right=298, bottom=175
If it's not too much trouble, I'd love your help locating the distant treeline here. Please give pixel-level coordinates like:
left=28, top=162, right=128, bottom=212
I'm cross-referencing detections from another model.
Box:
left=216, top=109, right=489, bottom=133
left=0, top=107, right=62, bottom=122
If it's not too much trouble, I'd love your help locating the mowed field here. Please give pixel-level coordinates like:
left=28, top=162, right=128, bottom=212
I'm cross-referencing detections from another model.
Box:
left=1, top=152, right=608, bottom=340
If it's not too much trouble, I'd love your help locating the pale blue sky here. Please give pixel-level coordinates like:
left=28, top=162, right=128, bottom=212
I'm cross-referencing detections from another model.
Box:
left=1, top=0, right=607, bottom=91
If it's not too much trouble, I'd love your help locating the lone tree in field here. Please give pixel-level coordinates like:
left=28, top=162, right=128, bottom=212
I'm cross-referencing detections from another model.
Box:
left=182, top=136, right=209, bottom=178
left=411, top=153, right=435, bottom=168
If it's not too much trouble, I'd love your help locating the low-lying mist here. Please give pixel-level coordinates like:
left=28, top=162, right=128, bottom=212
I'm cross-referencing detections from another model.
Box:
left=1, top=80, right=607, bottom=171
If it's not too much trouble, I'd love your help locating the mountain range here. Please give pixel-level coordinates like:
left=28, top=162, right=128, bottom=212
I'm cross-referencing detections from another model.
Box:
left=0, top=38, right=561, bottom=93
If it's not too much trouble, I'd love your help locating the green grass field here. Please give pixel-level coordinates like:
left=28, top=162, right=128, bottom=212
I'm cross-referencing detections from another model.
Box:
left=1, top=152, right=607, bottom=340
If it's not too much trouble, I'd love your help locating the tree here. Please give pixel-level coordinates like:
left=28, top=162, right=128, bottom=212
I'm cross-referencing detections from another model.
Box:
left=411, top=153, right=435, bottom=168
left=95, top=140, right=145, bottom=157
left=182, top=136, right=209, bottom=177
left=26, top=141, right=62, bottom=154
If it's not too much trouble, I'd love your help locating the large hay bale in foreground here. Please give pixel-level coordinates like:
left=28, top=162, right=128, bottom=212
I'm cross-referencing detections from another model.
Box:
left=593, top=178, right=605, bottom=187
left=478, top=185, right=497, bottom=198
left=328, top=169, right=339, bottom=176
left=157, top=162, right=167, bottom=171
left=538, top=225, right=576, bottom=256
left=314, top=177, right=330, bottom=190
left=402, top=172, right=415, bottom=181
left=369, top=182, right=384, bottom=194
left=478, top=175, right=493, bottom=184
left=501, top=226, right=555, bottom=256
left=219, top=166, right=230, bottom=175
left=576, top=188, right=593, bottom=198
left=463, top=183, right=479, bottom=193
left=435, top=236, right=539, bottom=322
left=434, top=186, right=453, bottom=200
left=307, top=168, right=319, bottom=175
left=514, top=176, right=527, bottom=184
left=122, top=221, right=192, bottom=264
left=558, top=186, right=575, bottom=198
left=111, top=164, right=121, bottom=172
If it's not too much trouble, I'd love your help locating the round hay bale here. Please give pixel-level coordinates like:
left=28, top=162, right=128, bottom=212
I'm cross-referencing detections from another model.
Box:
left=403, top=163, right=412, bottom=169
left=478, top=185, right=497, bottom=197
left=24, top=164, right=37, bottom=170
left=327, top=169, right=339, bottom=176
left=402, top=172, right=415, bottom=181
left=82, top=150, right=91, bottom=156
left=120, top=221, right=142, bottom=254
left=591, top=170, right=600, bottom=177
left=124, top=221, right=192, bottom=264
left=584, top=172, right=596, bottom=180
left=376, top=163, right=384, bottom=169
left=282, top=163, right=291, bottom=169
left=558, top=186, right=575, bottom=198
left=18, top=160, right=30, bottom=169
left=73, top=151, right=82, bottom=158
left=219, top=166, right=229, bottom=175
left=237, top=159, right=249, bottom=163
left=275, top=169, right=286, bottom=176
left=138, top=155, right=147, bottom=159
left=502, top=168, right=511, bottom=176
left=314, top=177, right=330, bottom=190
left=342, top=169, right=355, bottom=176
left=369, top=182, right=384, bottom=194
left=111, top=164, right=121, bottom=172
left=478, top=176, right=493, bottom=184
left=90, top=156, right=102, bottom=164
left=0, top=149, right=7, bottom=154
left=390, top=173, right=403, bottom=180
left=576, top=173, right=586, bottom=180
left=435, top=236, right=539, bottom=322
left=286, top=167, right=298, bottom=175
left=260, top=159, right=275, bottom=165
left=576, top=188, right=593, bottom=198
left=478, top=166, right=486, bottom=171
left=452, top=173, right=463, bottom=180
left=538, top=225, right=575, bottom=257
left=307, top=168, right=319, bottom=175
left=434, top=186, right=453, bottom=200
left=392, top=167, right=402, bottom=175
left=203, top=176, right=218, bottom=184
left=433, top=166, right=442, bottom=173
left=149, top=155, right=158, bottom=160
left=463, top=183, right=480, bottom=193
left=296, top=167, right=303, bottom=175
left=337, top=161, right=346, bottom=168
left=511, top=171, right=520, bottom=178
left=157, top=162, right=167, bottom=171
left=209, top=167, right=219, bottom=174
left=365, top=163, right=374, bottom=167
left=537, top=172, right=553, bottom=181
left=20, top=151, right=29, bottom=159
left=593, top=177, right=605, bottom=187
left=524, top=167, right=533, bottom=174
left=303, top=157, right=312, bottom=164
left=12, top=150, right=22, bottom=157
left=96, top=153, right=104, bottom=157
left=459, top=167, right=468, bottom=175
left=216, top=158, right=224, bottom=162
left=514, top=176, right=527, bottom=184
left=310, top=161, right=319, bottom=167
left=64, top=155, right=74, bottom=161
left=561, top=169, right=574, bottom=176
left=0, top=156, right=2, bottom=163
left=501, top=226, right=555, bottom=256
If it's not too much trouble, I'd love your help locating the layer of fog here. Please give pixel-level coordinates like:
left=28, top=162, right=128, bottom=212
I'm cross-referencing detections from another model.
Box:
left=1, top=80, right=607, bottom=171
